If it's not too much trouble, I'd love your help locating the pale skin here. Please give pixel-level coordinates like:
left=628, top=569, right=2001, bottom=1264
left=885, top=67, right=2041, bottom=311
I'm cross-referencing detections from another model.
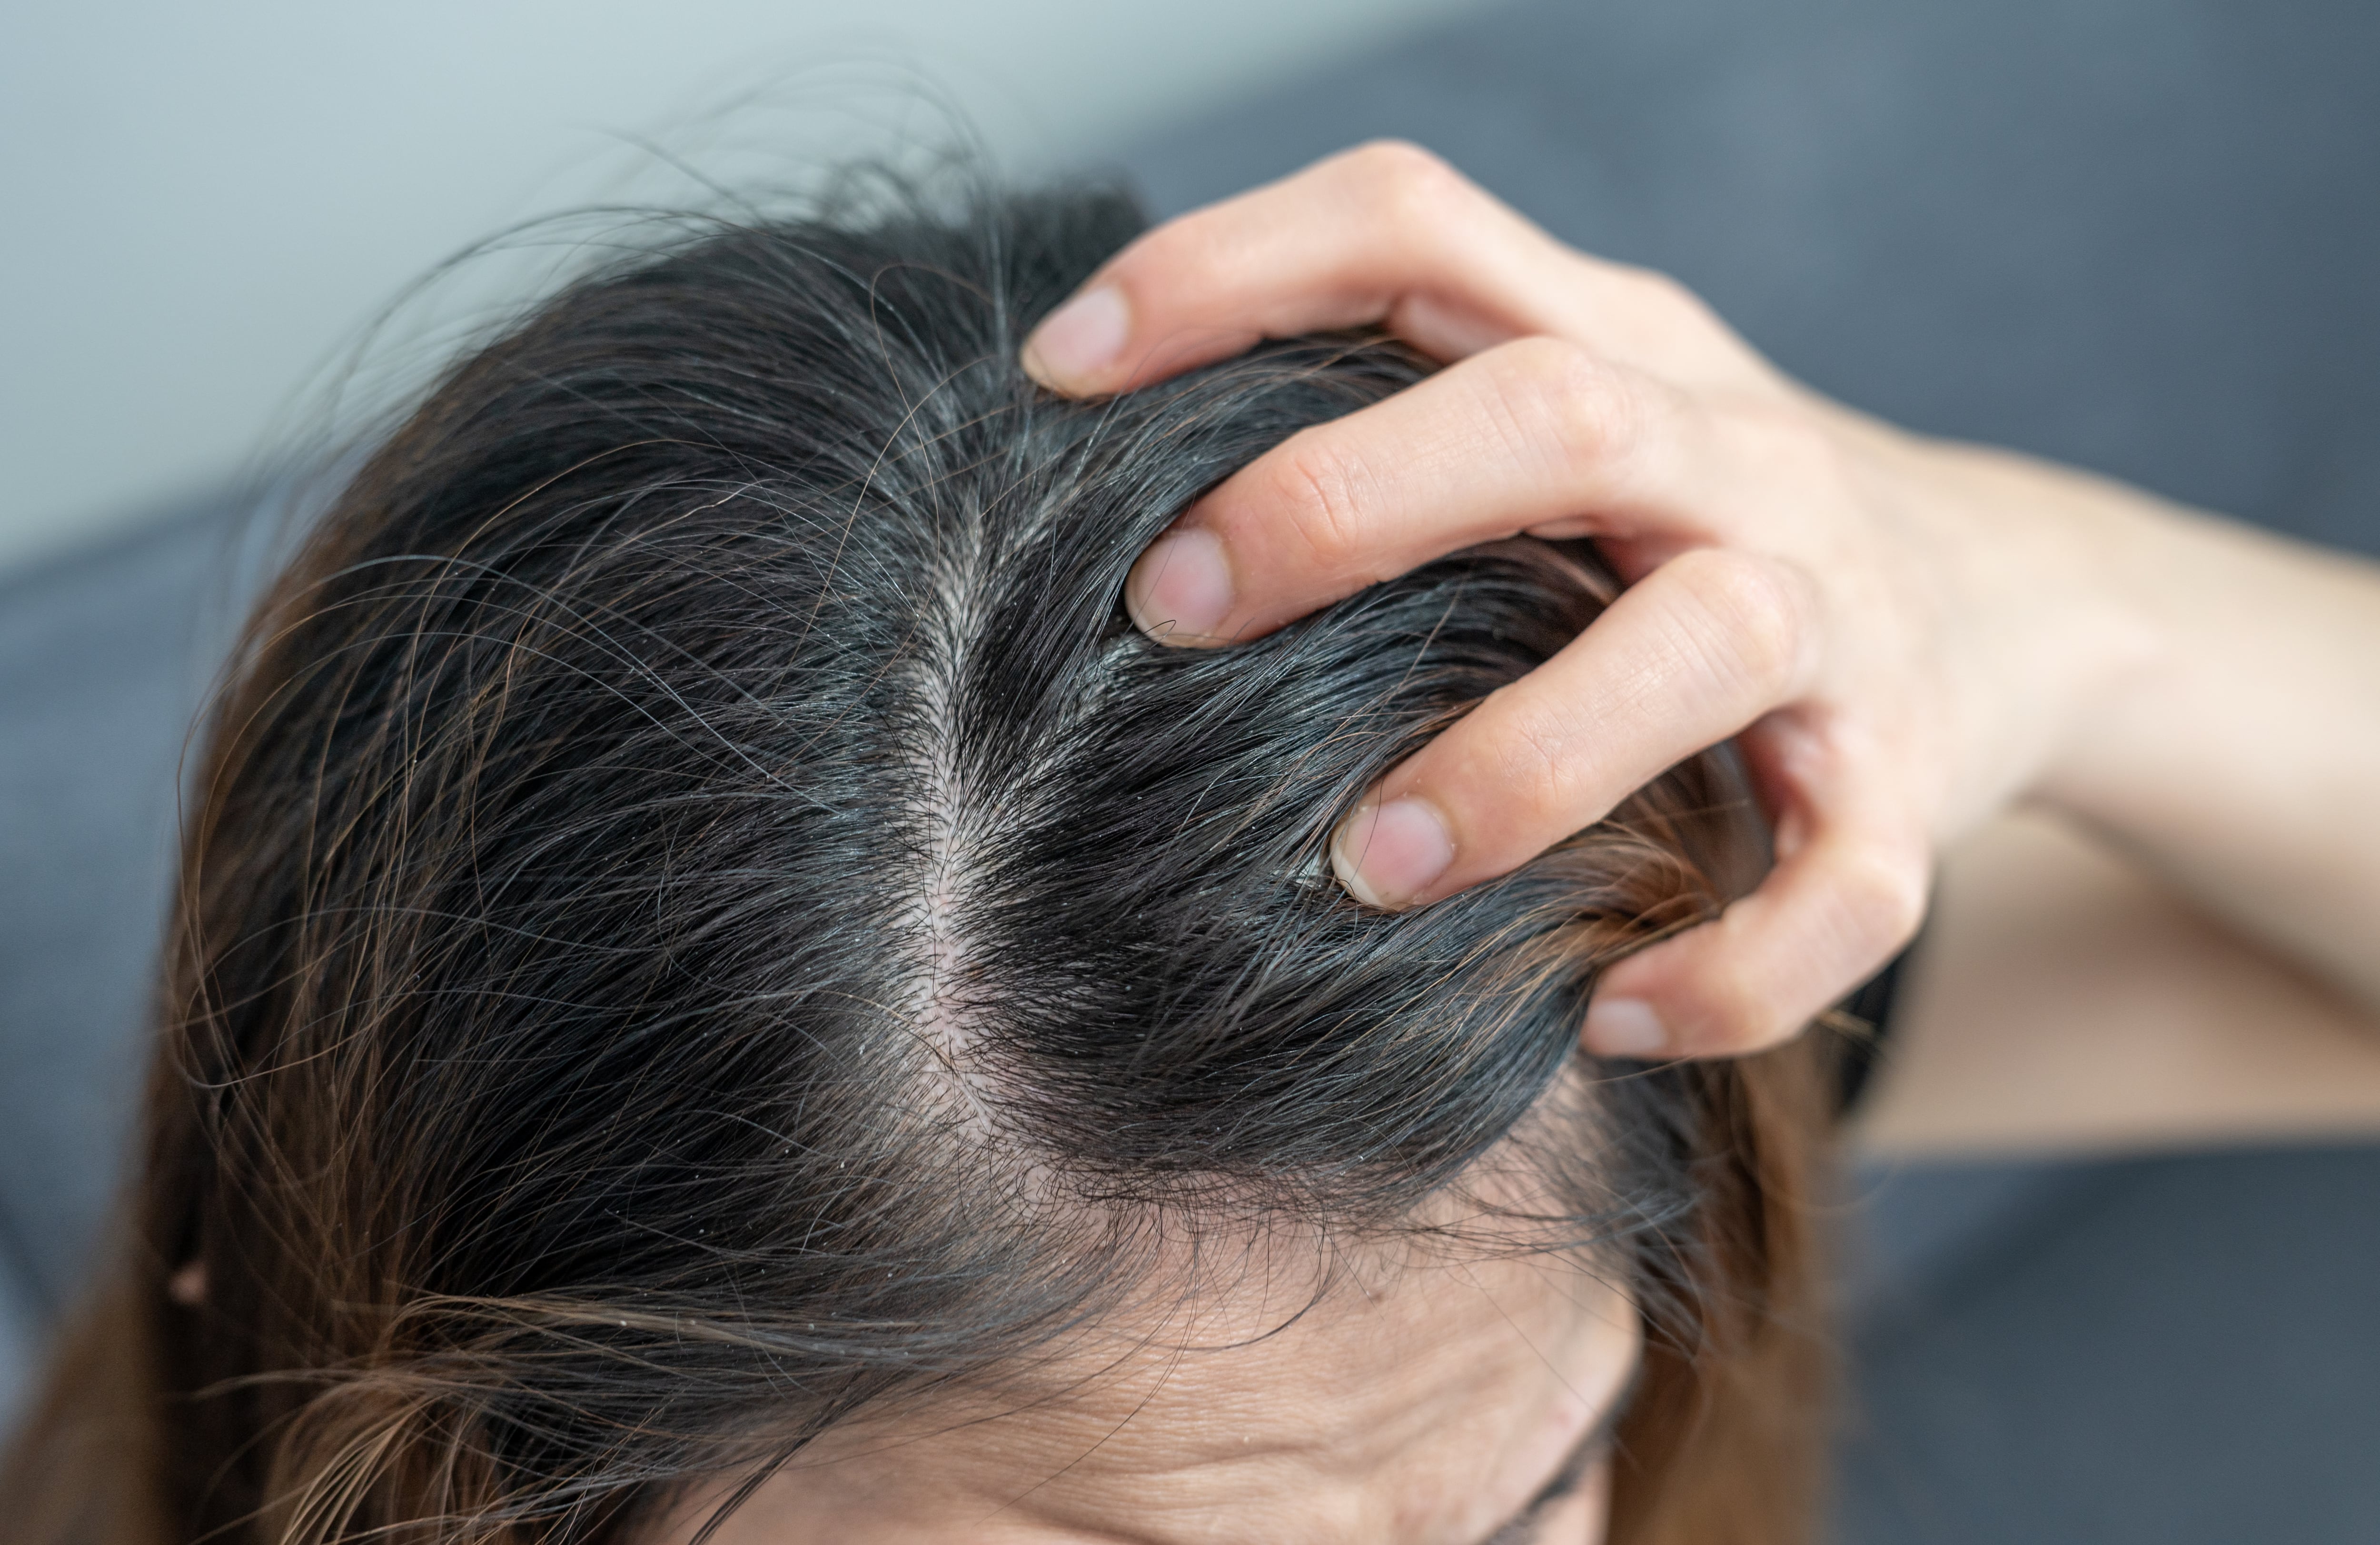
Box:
left=1019, top=140, right=2380, bottom=1065
left=656, top=142, right=2380, bottom=1541
left=1855, top=806, right=2380, bottom=1159
left=648, top=1238, right=1636, bottom=1545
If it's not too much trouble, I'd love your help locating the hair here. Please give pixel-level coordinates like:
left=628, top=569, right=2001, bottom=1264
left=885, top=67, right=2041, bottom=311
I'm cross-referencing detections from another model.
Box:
left=1, top=170, right=1834, bottom=1545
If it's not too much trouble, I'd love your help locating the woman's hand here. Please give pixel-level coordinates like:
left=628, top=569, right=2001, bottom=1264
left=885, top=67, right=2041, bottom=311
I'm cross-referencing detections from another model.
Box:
left=1022, top=143, right=2380, bottom=1059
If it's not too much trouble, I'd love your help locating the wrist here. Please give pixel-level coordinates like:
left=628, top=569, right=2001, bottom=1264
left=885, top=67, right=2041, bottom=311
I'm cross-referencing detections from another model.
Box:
left=1993, top=452, right=2184, bottom=823
left=1876, top=429, right=2172, bottom=837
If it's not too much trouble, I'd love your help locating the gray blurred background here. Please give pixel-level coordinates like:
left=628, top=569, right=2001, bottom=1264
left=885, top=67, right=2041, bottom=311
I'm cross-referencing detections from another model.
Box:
left=6, top=2, right=2380, bottom=1541
left=0, top=0, right=1495, bottom=576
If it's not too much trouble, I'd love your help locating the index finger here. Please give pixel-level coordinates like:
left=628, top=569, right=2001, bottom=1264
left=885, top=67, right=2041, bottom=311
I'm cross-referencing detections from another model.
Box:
left=1021, top=142, right=1737, bottom=395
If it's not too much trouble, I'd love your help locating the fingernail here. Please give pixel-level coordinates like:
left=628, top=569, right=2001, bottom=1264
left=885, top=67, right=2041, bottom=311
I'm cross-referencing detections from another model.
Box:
left=1583, top=997, right=1669, bottom=1058
left=1330, top=796, right=1455, bottom=910
left=1125, top=528, right=1234, bottom=642
left=1022, top=285, right=1130, bottom=390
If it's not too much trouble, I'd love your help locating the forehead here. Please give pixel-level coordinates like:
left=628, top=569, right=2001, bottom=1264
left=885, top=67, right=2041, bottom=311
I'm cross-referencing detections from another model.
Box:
left=658, top=1244, right=1637, bottom=1545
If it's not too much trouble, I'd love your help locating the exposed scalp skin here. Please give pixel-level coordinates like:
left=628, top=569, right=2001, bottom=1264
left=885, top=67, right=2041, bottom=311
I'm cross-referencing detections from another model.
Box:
left=1, top=172, right=1833, bottom=1545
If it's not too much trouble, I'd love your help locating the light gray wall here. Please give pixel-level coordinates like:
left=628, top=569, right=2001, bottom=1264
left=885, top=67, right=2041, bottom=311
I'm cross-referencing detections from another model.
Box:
left=0, top=0, right=1487, bottom=577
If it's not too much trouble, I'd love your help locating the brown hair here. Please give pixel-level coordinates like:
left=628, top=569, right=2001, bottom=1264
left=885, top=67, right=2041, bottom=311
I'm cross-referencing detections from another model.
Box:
left=1, top=176, right=1833, bottom=1545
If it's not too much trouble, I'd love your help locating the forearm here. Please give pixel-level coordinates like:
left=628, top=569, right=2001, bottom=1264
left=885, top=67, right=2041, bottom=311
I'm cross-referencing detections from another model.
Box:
left=1854, top=808, right=2380, bottom=1157
left=2030, top=471, right=2380, bottom=1012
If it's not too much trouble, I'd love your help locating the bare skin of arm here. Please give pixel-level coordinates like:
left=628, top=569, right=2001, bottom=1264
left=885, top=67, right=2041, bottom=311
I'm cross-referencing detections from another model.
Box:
left=1023, top=143, right=2380, bottom=1090
left=1857, top=808, right=2380, bottom=1158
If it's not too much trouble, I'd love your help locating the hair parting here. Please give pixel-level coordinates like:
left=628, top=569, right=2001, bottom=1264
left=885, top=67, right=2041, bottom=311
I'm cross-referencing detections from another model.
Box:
left=1, top=165, right=1835, bottom=1545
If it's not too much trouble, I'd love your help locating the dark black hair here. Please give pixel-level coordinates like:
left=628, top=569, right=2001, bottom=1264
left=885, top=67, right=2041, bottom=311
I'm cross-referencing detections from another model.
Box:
left=1, top=172, right=1831, bottom=1545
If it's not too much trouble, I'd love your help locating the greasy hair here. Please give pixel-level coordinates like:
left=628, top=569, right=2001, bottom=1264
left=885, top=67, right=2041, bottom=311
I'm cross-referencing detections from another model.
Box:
left=2, top=174, right=1833, bottom=1545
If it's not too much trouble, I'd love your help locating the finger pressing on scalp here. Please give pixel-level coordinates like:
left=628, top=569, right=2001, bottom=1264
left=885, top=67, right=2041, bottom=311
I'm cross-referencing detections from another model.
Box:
left=1580, top=750, right=1931, bottom=1060
left=1126, top=339, right=1693, bottom=647
left=1021, top=141, right=1597, bottom=394
left=1329, top=545, right=1823, bottom=916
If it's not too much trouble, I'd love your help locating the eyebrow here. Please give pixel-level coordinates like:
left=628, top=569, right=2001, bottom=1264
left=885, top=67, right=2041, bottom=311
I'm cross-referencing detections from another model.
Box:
left=1473, top=1379, right=1636, bottom=1545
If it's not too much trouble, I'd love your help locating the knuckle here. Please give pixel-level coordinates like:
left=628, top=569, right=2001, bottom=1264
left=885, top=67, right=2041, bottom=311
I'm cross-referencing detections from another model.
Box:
left=1346, top=138, right=1454, bottom=183
left=1686, top=957, right=1799, bottom=1055
left=1486, top=693, right=1581, bottom=814
left=1482, top=338, right=1638, bottom=471
left=1261, top=434, right=1377, bottom=572
left=1612, top=261, right=1720, bottom=333
left=1344, top=139, right=1468, bottom=224
left=1660, top=548, right=1813, bottom=700
left=1832, top=840, right=1930, bottom=953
